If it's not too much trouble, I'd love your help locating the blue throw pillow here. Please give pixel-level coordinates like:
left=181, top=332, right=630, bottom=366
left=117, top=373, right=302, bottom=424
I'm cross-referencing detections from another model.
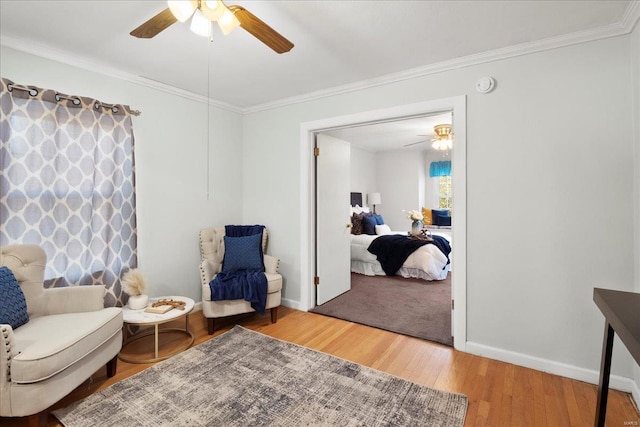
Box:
left=362, top=214, right=377, bottom=235
left=0, top=266, right=29, bottom=329
left=373, top=214, right=384, bottom=225
left=222, top=233, right=265, bottom=274
left=432, top=209, right=452, bottom=226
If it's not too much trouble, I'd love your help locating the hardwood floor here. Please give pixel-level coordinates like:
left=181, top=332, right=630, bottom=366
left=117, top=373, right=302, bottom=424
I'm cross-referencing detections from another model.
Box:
left=2, top=307, right=639, bottom=426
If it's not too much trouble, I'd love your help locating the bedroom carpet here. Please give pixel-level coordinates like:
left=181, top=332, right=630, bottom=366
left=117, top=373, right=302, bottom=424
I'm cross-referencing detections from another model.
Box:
left=311, top=273, right=453, bottom=346
left=54, top=326, right=467, bottom=427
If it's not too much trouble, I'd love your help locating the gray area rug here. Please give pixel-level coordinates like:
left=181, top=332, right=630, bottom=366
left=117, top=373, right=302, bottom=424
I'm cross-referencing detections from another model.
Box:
left=54, top=326, right=467, bottom=426
left=311, top=273, right=453, bottom=346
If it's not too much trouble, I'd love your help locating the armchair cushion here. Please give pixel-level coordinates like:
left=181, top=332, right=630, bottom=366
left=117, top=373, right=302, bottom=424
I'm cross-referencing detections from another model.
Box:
left=0, top=266, right=29, bottom=329
left=222, top=233, right=264, bottom=274
left=10, top=307, right=122, bottom=384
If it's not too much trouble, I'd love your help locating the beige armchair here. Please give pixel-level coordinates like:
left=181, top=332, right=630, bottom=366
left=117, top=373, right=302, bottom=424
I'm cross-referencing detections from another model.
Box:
left=0, top=245, right=123, bottom=426
left=199, top=227, right=282, bottom=334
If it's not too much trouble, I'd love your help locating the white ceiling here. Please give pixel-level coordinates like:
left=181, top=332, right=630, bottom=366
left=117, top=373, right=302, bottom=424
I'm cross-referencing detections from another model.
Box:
left=323, top=112, right=452, bottom=153
left=1, top=1, right=636, bottom=113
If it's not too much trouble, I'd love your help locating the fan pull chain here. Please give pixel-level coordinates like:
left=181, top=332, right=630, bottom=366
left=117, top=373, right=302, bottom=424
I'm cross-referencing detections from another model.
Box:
left=206, top=35, right=212, bottom=200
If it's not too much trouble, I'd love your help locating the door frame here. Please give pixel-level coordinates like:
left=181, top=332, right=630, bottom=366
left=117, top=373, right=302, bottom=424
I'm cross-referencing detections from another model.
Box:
left=299, top=96, right=467, bottom=351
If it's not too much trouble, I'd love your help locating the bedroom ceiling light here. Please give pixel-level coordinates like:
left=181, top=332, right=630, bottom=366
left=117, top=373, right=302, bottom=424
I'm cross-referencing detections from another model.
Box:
left=431, top=124, right=453, bottom=151
left=168, top=0, right=240, bottom=38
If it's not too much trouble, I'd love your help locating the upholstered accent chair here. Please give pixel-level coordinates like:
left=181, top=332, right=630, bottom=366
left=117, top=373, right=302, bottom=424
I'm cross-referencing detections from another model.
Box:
left=199, top=227, right=282, bottom=334
left=0, top=245, right=123, bottom=426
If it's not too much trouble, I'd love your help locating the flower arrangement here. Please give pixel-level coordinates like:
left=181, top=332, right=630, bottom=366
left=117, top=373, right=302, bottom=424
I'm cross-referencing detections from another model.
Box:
left=122, top=269, right=149, bottom=310
left=122, top=269, right=148, bottom=296
left=406, top=210, right=424, bottom=222
left=406, top=209, right=424, bottom=236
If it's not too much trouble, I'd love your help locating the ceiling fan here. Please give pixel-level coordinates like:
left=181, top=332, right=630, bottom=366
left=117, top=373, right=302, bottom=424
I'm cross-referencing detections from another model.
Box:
left=404, top=124, right=454, bottom=150
left=130, top=0, right=294, bottom=54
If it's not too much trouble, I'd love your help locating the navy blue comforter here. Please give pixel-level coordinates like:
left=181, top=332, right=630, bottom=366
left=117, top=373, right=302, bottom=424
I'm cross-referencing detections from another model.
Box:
left=367, top=234, right=451, bottom=276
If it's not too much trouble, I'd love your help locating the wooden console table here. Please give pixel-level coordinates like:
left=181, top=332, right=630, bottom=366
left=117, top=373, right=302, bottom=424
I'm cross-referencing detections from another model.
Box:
left=593, top=288, right=640, bottom=427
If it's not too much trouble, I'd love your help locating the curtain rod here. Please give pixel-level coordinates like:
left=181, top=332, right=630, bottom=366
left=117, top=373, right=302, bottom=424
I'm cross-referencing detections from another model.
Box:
left=8, top=83, right=141, bottom=116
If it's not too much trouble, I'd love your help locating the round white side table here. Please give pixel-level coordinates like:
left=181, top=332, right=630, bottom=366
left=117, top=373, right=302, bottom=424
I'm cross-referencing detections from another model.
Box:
left=119, top=295, right=195, bottom=364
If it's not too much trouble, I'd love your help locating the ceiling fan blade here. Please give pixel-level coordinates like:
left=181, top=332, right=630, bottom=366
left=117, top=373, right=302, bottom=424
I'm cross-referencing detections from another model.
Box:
left=404, top=140, right=427, bottom=147
left=228, top=5, right=294, bottom=54
left=130, top=8, right=177, bottom=38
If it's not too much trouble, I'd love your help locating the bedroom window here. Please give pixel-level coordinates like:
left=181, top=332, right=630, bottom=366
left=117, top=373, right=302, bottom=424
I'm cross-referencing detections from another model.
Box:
left=0, top=78, right=138, bottom=306
left=438, top=176, right=452, bottom=209
left=429, top=161, right=452, bottom=210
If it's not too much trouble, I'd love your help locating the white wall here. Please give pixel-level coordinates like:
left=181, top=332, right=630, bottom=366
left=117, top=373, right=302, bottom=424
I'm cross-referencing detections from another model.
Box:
left=242, top=35, right=637, bottom=384
left=0, top=46, right=244, bottom=302
left=631, top=18, right=640, bottom=402
left=375, top=150, right=425, bottom=231
left=349, top=145, right=377, bottom=206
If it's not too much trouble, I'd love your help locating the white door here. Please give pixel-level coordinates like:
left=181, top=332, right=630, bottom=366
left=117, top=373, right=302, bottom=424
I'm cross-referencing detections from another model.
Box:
left=316, top=133, right=351, bottom=305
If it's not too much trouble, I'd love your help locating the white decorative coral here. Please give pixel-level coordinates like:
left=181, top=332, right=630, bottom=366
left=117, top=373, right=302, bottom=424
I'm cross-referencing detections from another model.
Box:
left=122, top=269, right=148, bottom=296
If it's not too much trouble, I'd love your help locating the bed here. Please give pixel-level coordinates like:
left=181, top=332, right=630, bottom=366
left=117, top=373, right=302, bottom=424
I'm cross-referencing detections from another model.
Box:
left=349, top=192, right=451, bottom=281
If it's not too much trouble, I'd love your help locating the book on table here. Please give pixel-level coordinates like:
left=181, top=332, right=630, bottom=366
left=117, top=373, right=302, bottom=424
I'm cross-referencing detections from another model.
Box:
left=144, top=305, right=173, bottom=314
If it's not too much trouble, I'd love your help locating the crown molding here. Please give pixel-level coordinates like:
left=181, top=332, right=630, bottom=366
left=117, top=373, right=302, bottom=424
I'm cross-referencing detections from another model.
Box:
left=0, top=35, right=243, bottom=114
left=2, top=0, right=639, bottom=116
left=244, top=1, right=640, bottom=114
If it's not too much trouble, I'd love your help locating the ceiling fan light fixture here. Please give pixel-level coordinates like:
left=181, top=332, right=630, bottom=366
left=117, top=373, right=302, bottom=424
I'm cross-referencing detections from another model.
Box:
left=201, top=0, right=225, bottom=21
left=168, top=0, right=197, bottom=22
left=431, top=124, right=453, bottom=151
left=218, top=8, right=241, bottom=35
left=190, top=9, right=211, bottom=37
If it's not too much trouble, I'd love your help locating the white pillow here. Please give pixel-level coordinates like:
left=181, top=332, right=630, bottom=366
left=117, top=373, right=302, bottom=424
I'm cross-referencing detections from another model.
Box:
left=375, top=224, right=391, bottom=235
left=350, top=204, right=371, bottom=215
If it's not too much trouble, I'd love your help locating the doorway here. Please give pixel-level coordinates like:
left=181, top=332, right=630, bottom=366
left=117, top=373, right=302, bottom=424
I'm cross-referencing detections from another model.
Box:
left=299, top=96, right=468, bottom=351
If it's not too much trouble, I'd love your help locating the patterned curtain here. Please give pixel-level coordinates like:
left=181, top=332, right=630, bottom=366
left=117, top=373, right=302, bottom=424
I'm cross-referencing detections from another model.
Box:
left=0, top=78, right=137, bottom=306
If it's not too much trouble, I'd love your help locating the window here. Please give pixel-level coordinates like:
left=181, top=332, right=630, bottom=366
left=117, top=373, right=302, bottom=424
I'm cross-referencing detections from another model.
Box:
left=438, top=175, right=452, bottom=209
left=429, top=160, right=452, bottom=210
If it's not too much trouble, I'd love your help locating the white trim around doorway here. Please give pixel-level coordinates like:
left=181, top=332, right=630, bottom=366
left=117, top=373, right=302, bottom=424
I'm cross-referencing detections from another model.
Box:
left=299, top=96, right=467, bottom=351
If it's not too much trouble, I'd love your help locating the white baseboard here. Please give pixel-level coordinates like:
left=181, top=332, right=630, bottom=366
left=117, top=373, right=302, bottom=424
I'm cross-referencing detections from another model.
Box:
left=466, top=341, right=639, bottom=397
left=281, top=298, right=305, bottom=311
left=631, top=377, right=640, bottom=411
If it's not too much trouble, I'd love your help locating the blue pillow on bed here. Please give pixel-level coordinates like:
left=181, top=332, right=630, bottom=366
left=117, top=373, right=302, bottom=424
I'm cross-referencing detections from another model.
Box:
left=373, top=214, right=384, bottom=225
left=222, top=233, right=264, bottom=273
left=362, top=214, right=377, bottom=235
left=432, top=210, right=451, bottom=227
